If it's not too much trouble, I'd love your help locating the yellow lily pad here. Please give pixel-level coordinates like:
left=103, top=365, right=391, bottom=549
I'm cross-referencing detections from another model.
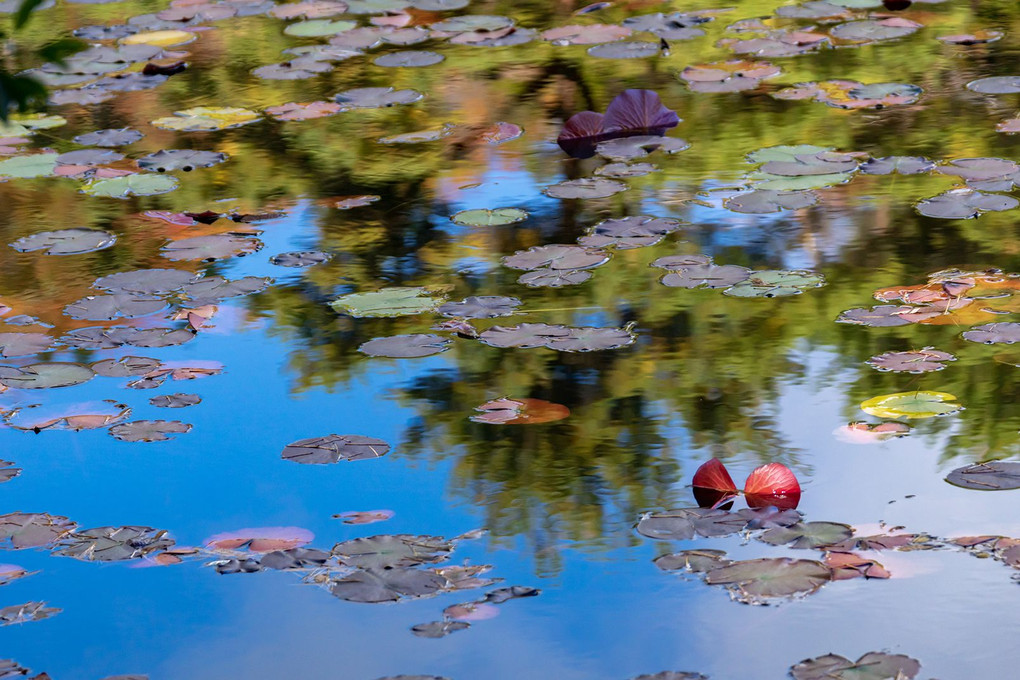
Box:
left=121, top=30, right=197, bottom=47
left=860, top=391, right=962, bottom=419
left=151, top=107, right=261, bottom=132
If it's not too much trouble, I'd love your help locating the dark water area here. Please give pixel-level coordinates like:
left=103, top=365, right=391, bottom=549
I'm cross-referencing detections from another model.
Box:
left=0, top=0, right=1018, bottom=678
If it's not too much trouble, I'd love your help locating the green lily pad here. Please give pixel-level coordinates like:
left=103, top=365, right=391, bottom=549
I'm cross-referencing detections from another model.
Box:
left=0, top=153, right=59, bottom=179
left=9, top=114, right=66, bottom=130
left=705, top=557, right=831, bottom=603
left=450, top=208, right=528, bottom=226
left=82, top=174, right=179, bottom=198
left=759, top=521, right=853, bottom=549
left=723, top=270, right=825, bottom=297
left=329, top=287, right=445, bottom=318
left=284, top=19, right=356, bottom=36
left=860, top=391, right=962, bottom=419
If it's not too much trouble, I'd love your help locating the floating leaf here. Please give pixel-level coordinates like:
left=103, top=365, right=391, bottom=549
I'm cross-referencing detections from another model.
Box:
left=0, top=363, right=95, bottom=389
left=790, top=652, right=920, bottom=680
left=270, top=251, right=331, bottom=267
left=281, top=434, right=390, bottom=464
left=0, top=513, right=76, bottom=549
left=867, top=348, right=955, bottom=372
left=541, top=24, right=631, bottom=45
left=149, top=393, right=201, bottom=408
left=0, top=602, right=61, bottom=625
left=335, top=87, right=423, bottom=109
left=502, top=245, right=609, bottom=271
left=266, top=101, right=342, bottom=121
left=358, top=334, right=451, bottom=358
left=438, top=296, right=521, bottom=318
left=109, top=420, right=191, bottom=442
left=859, top=156, right=935, bottom=175
left=915, top=188, right=1018, bottom=219
left=334, top=510, right=394, bottom=525
left=470, top=398, right=570, bottom=425
left=544, top=178, right=628, bottom=199
left=151, top=107, right=261, bottom=131
left=329, top=287, right=445, bottom=317
left=206, top=527, right=314, bottom=552
left=705, top=558, right=831, bottom=602
left=450, top=208, right=528, bottom=226
left=55, top=526, right=173, bottom=562
left=680, top=60, right=780, bottom=92
left=830, top=17, right=921, bottom=42
left=374, top=50, right=444, bottom=67
left=962, top=322, right=1020, bottom=344
left=558, top=89, right=680, bottom=158
left=723, top=270, right=825, bottom=298
left=412, top=621, right=470, bottom=638
left=137, top=149, right=227, bottom=172
left=0, top=333, right=52, bottom=358
left=595, top=135, right=688, bottom=161
left=833, top=422, right=911, bottom=444
left=724, top=189, right=817, bottom=214
left=966, top=76, right=1020, bottom=94
left=836, top=305, right=914, bottom=327
left=547, top=327, right=635, bottom=352
left=478, top=323, right=570, bottom=349
left=587, top=40, right=660, bottom=58
left=64, top=293, right=166, bottom=320
left=6, top=401, right=130, bottom=431
left=945, top=461, right=1020, bottom=491
left=760, top=522, right=851, bottom=549
left=860, top=391, right=962, bottom=419
left=654, top=549, right=730, bottom=573
left=95, top=268, right=200, bottom=294
left=73, top=128, right=144, bottom=147
left=332, top=534, right=453, bottom=569
left=329, top=567, right=447, bottom=603
left=636, top=508, right=748, bottom=540
left=284, top=19, right=356, bottom=36
left=82, top=174, right=179, bottom=198
left=0, top=153, right=58, bottom=178
left=661, top=264, right=750, bottom=289
left=161, top=234, right=263, bottom=261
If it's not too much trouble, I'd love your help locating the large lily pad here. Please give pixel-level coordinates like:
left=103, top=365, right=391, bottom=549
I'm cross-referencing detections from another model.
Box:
left=502, top=245, right=609, bottom=271
left=636, top=508, right=748, bottom=540
left=151, top=107, right=261, bottom=131
left=438, top=296, right=521, bottom=318
left=82, top=174, right=179, bottom=198
left=281, top=434, right=390, bottom=464
left=662, top=264, right=750, bottom=289
left=705, top=557, right=831, bottom=602
left=358, top=334, right=451, bottom=358
left=109, top=420, right=192, bottom=442
left=962, top=322, right=1020, bottom=344
left=0, top=513, right=76, bottom=549
left=944, top=461, right=1020, bottom=491
left=329, top=567, right=447, bottom=603
left=0, top=363, right=95, bottom=389
left=860, top=391, right=962, bottom=419
left=332, top=534, right=454, bottom=569
left=161, top=234, right=263, bottom=261
left=329, top=287, right=445, bottom=317
left=0, top=333, right=53, bottom=358
left=723, top=270, right=825, bottom=297
left=55, top=526, right=173, bottom=562
left=479, top=323, right=570, bottom=349
left=11, top=228, right=116, bottom=255
left=866, top=348, right=955, bottom=373
left=64, top=294, right=167, bottom=320
left=915, top=189, right=1018, bottom=219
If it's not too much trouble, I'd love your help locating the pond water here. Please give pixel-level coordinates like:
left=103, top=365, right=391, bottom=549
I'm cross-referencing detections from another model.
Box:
left=0, top=0, right=1019, bottom=678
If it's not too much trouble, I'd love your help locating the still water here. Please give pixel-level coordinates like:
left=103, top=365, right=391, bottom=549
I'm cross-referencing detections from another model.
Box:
left=0, top=0, right=1019, bottom=677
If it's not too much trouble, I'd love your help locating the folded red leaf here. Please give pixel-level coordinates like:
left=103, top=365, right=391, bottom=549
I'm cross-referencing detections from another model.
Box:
left=692, top=458, right=738, bottom=493
left=744, top=491, right=801, bottom=511
left=602, top=89, right=680, bottom=134
left=744, top=462, right=801, bottom=495
left=693, top=486, right=737, bottom=510
left=558, top=111, right=606, bottom=142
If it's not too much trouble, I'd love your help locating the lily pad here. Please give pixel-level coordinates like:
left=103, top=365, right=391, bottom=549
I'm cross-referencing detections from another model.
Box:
left=137, top=149, right=227, bottom=172
left=544, top=178, right=628, bottom=199
left=636, top=508, right=748, bottom=540
left=860, top=156, right=935, bottom=175
left=724, top=189, right=817, bottom=214
left=266, top=101, right=342, bottom=121
left=661, top=264, right=751, bottom=289
left=450, top=208, right=528, bottom=226
left=0, top=363, right=95, bottom=389
left=546, top=327, right=635, bottom=352
left=282, top=434, right=390, bottom=464
left=723, top=270, right=824, bottom=297
left=335, top=87, right=424, bottom=109
left=759, top=522, right=853, bottom=549
left=944, top=461, right=1020, bottom=491
left=860, top=391, right=962, bottom=419
left=6, top=400, right=127, bottom=430
left=866, top=348, right=955, bottom=373
left=358, top=334, right=451, bottom=358
left=373, top=50, right=444, bottom=67
left=270, top=251, right=331, bottom=267
left=790, top=652, right=920, bottom=680
left=478, top=323, right=570, bottom=349
left=109, top=420, right=191, bottom=442
left=587, top=40, right=661, bottom=59
left=412, top=621, right=470, bottom=638
left=0, top=333, right=52, bottom=358
left=149, top=393, right=201, bottom=408
left=438, top=296, right=521, bottom=318
left=962, top=322, right=1020, bottom=344
left=151, top=107, right=261, bottom=131
left=55, top=526, right=173, bottom=562
left=595, top=135, right=689, bottom=161
left=836, top=305, right=914, bottom=327
left=332, top=534, right=453, bottom=569
left=0, top=602, right=61, bottom=625
left=284, top=19, right=356, bottom=36
left=82, top=174, right=179, bottom=198
left=517, top=268, right=592, bottom=287
left=95, top=268, right=201, bottom=294
left=329, top=567, right=447, bottom=603
left=541, top=24, right=631, bottom=45
left=206, top=526, right=313, bottom=552
left=72, top=128, right=144, bottom=147
left=64, top=294, right=167, bottom=320
left=329, top=287, right=445, bottom=317
left=705, top=557, right=831, bottom=602
left=0, top=153, right=58, bottom=178
left=470, top=398, right=570, bottom=425
left=503, top=244, right=609, bottom=271
left=966, top=76, right=1020, bottom=94
left=830, top=17, right=921, bottom=42
left=161, top=234, right=263, bottom=261
left=0, top=513, right=76, bottom=549
left=916, top=188, right=1018, bottom=219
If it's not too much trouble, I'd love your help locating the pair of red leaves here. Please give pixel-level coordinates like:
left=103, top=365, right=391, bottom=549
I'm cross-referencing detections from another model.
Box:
left=692, top=459, right=801, bottom=511
left=557, top=89, right=680, bottom=158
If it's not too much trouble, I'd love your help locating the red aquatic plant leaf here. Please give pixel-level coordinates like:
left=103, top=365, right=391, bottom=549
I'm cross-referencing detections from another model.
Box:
left=602, top=89, right=680, bottom=133
left=744, top=462, right=801, bottom=495
left=558, top=111, right=605, bottom=142
left=692, top=458, right=738, bottom=493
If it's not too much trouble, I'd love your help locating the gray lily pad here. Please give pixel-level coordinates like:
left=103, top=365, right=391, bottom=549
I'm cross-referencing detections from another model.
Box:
left=55, top=149, right=125, bottom=166
left=705, top=557, right=831, bottom=602
left=630, top=674, right=708, bottom=680
left=95, top=268, right=201, bottom=294
left=860, top=156, right=935, bottom=175
left=937, top=157, right=1019, bottom=183
left=636, top=508, right=748, bottom=540
left=759, top=521, right=853, bottom=548
left=109, top=420, right=191, bottom=442
left=944, top=461, right=1020, bottom=491
left=0, top=333, right=53, bottom=358
left=62, top=327, right=194, bottom=350
left=161, top=234, right=263, bottom=261
left=0, top=363, right=95, bottom=389
left=518, top=268, right=592, bottom=287
left=966, top=76, right=1020, bottom=94
left=11, top=229, right=116, bottom=255
left=595, top=135, right=689, bottom=161
left=179, top=276, right=272, bottom=303
left=587, top=40, right=661, bottom=59
left=450, top=208, right=528, bottom=226
left=64, top=294, right=167, bottom=321
left=867, top=348, right=955, bottom=373
left=594, top=162, right=658, bottom=179
left=270, top=251, right=331, bottom=267
left=54, top=526, right=173, bottom=561
left=0, top=512, right=76, bottom=549
left=373, top=50, right=444, bottom=67
left=260, top=547, right=331, bottom=570
left=335, top=87, right=424, bottom=109
left=329, top=567, right=447, bottom=603
left=72, top=128, right=144, bottom=147
left=410, top=0, right=467, bottom=8
left=654, top=549, right=730, bottom=573
left=73, top=24, right=138, bottom=39
left=790, top=652, right=920, bottom=680
left=478, top=323, right=571, bottom=349
left=412, top=621, right=470, bottom=638
left=622, top=12, right=710, bottom=39
left=332, top=534, right=454, bottom=569
left=431, top=15, right=512, bottom=32
left=962, top=322, right=1020, bottom=344
left=546, top=327, right=635, bottom=352
left=723, top=270, right=825, bottom=297
left=543, top=178, right=628, bottom=199
left=916, top=189, right=1019, bottom=219
left=836, top=305, right=913, bottom=327
left=438, top=296, right=521, bottom=319
left=282, top=434, right=390, bottom=464
left=662, top=264, right=751, bottom=289
left=650, top=254, right=712, bottom=270
left=830, top=18, right=921, bottom=41
left=502, top=244, right=609, bottom=271
left=358, top=334, right=452, bottom=358
left=0, top=601, right=61, bottom=625
left=330, top=287, right=445, bottom=317
left=724, top=190, right=817, bottom=214
left=253, top=58, right=333, bottom=80
left=137, top=149, right=228, bottom=172
left=149, top=393, right=201, bottom=408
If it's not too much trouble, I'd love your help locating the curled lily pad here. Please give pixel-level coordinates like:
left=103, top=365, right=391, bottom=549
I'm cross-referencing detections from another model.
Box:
left=137, top=149, right=227, bottom=172
left=662, top=264, right=750, bottom=289
left=470, top=398, right=570, bottom=425
left=915, top=188, right=1019, bottom=219
left=373, top=50, right=444, bottom=67
left=860, top=391, right=962, bottom=419
left=450, top=208, right=528, bottom=226
left=270, top=251, right=331, bottom=267
left=64, top=294, right=167, bottom=320
left=109, top=420, right=191, bottom=442
left=867, top=349, right=955, bottom=372
left=330, top=287, right=445, bottom=317
left=73, top=128, right=144, bottom=147
left=152, top=107, right=261, bottom=131
left=359, top=334, right=451, bottom=358
left=705, top=557, right=831, bottom=602
left=282, top=434, right=390, bottom=464
left=790, top=652, right=920, bottom=680
left=335, top=87, right=424, bottom=109
left=82, top=174, right=179, bottom=198
left=759, top=522, right=853, bottom=549
left=723, top=270, right=824, bottom=297
left=544, top=178, right=628, bottom=199
left=518, top=268, right=592, bottom=287
left=945, top=461, right=1020, bottom=491
left=0, top=363, right=95, bottom=389
left=438, top=296, right=520, bottom=318
left=332, top=534, right=453, bottom=569
left=17, top=230, right=116, bottom=256
left=161, top=234, right=263, bottom=261
left=962, top=322, right=1020, bottom=344
left=636, top=508, right=748, bottom=540
left=0, top=333, right=52, bottom=358
left=966, top=76, right=1020, bottom=94
left=502, top=245, right=609, bottom=271
left=724, top=189, right=817, bottom=214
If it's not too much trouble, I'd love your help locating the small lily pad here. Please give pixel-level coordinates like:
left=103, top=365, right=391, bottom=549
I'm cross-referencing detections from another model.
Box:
left=916, top=189, right=1018, bottom=219
left=866, top=348, right=955, bottom=373
left=270, top=251, right=331, bottom=267
left=64, top=293, right=167, bottom=321
left=451, top=208, right=528, bottom=226
left=335, top=87, right=424, bottom=109
left=438, top=296, right=521, bottom=318
left=587, top=40, right=661, bottom=59
left=149, top=393, right=201, bottom=408
left=11, top=229, right=116, bottom=256
left=82, top=174, right=179, bottom=198
left=543, top=178, right=628, bottom=199
left=705, top=557, right=831, bottom=603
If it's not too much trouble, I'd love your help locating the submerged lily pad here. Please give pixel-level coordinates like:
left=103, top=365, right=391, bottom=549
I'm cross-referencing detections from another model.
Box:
left=109, top=420, right=191, bottom=442
left=705, top=557, right=831, bottom=603
left=860, top=391, right=962, bottom=419
left=0, top=602, right=61, bottom=625
left=790, top=652, right=920, bottom=680
left=450, top=208, right=528, bottom=226
left=944, top=461, right=1020, bottom=491
left=358, top=334, right=451, bottom=358
left=282, top=434, right=390, bottom=464
left=330, top=287, right=445, bottom=317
